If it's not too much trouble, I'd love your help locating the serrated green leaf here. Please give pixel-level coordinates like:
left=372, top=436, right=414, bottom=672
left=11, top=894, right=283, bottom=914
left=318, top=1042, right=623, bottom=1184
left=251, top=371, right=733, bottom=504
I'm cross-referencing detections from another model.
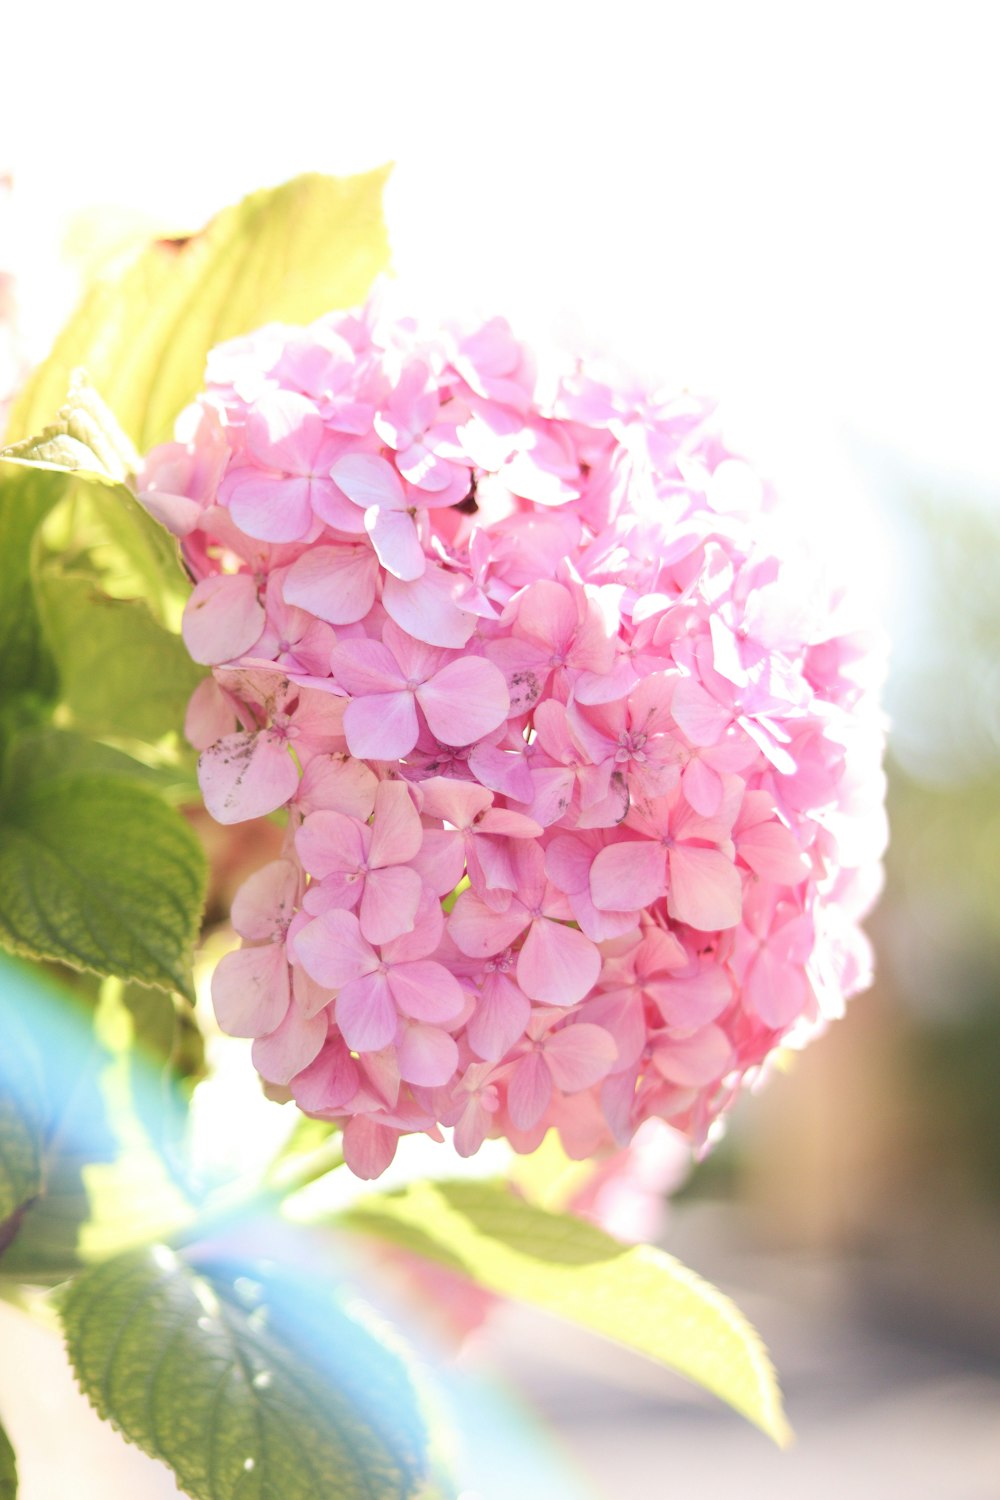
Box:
left=0, top=1413, right=17, bottom=1499
left=8, top=169, right=392, bottom=452
left=61, top=1243, right=427, bottom=1500
left=36, top=575, right=203, bottom=744
left=2, top=370, right=138, bottom=481
left=0, top=773, right=205, bottom=995
left=340, top=1179, right=791, bottom=1447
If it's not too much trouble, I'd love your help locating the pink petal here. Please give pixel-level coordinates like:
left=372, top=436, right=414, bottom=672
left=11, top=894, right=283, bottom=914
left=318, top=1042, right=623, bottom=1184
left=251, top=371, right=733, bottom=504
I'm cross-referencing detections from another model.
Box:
left=185, top=677, right=237, bottom=751
left=682, top=756, right=724, bottom=817
left=365, top=505, right=426, bottom=581
left=224, top=470, right=315, bottom=543
left=417, top=658, right=510, bottom=746
left=589, top=841, right=666, bottom=912
left=295, top=810, right=367, bottom=881
left=330, top=451, right=406, bottom=509
left=418, top=775, right=493, bottom=829
left=667, top=845, right=743, bottom=931
left=516, top=918, right=601, bottom=1006
left=410, top=829, right=466, bottom=897
left=738, top=820, right=809, bottom=885
left=507, top=1052, right=553, bottom=1130
left=544, top=1024, right=618, bottom=1093
left=247, top=389, right=324, bottom=471
left=297, top=754, right=378, bottom=818
left=368, top=779, right=424, bottom=867
left=647, top=968, right=732, bottom=1028
left=198, top=730, right=299, bottom=824
left=449, top=889, right=530, bottom=957
left=232, top=859, right=300, bottom=940
left=653, top=1025, right=733, bottom=1086
left=467, top=972, right=531, bottom=1061
left=342, top=1116, right=400, bottom=1179
left=343, top=690, right=419, bottom=759
left=387, top=960, right=465, bottom=1022
left=291, top=1041, right=359, bottom=1113
left=294, top=908, right=377, bottom=989
left=329, top=638, right=405, bottom=695
left=212, top=943, right=289, bottom=1037
left=359, top=865, right=423, bottom=945
left=381, top=888, right=445, bottom=963
left=396, top=1023, right=459, bottom=1086
left=251, top=1003, right=327, bottom=1084
left=747, top=949, right=810, bottom=1028
left=182, top=574, right=264, bottom=666
left=283, top=544, right=380, bottom=625
left=382, top=565, right=478, bottom=648
left=336, top=970, right=399, bottom=1052
left=672, top=677, right=733, bottom=746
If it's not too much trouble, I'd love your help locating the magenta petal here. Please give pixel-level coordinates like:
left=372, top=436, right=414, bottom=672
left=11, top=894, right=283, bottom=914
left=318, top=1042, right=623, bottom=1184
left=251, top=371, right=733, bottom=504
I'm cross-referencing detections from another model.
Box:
left=417, top=658, right=510, bottom=746
left=359, top=865, right=422, bottom=945
left=516, top=918, right=601, bottom=1006
left=283, top=544, right=379, bottom=625
left=667, top=845, right=743, bottom=931
left=182, top=574, right=264, bottom=666
left=199, top=731, right=299, bottom=825
left=294, top=908, right=377, bottom=989
left=507, top=1052, right=553, bottom=1131
left=365, top=506, right=426, bottom=581
left=387, top=960, right=465, bottom=1022
left=336, top=971, right=399, bottom=1052
left=396, top=1023, right=459, bottom=1086
left=212, top=943, right=289, bottom=1038
left=589, top=841, right=666, bottom=912
left=251, top=1004, right=327, bottom=1084
left=343, top=690, right=419, bottom=759
left=544, top=1024, right=618, bottom=1093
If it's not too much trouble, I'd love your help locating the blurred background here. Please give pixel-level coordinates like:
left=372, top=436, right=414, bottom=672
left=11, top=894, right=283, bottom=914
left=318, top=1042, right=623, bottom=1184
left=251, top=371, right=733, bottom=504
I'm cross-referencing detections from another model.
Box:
left=2, top=3, right=999, bottom=1496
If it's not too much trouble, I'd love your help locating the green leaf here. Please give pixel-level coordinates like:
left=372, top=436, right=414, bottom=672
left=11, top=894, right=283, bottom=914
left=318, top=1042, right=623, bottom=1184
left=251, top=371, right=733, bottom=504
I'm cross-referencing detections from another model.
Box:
left=36, top=575, right=203, bottom=744
left=2, top=728, right=194, bottom=801
left=0, top=464, right=63, bottom=712
left=8, top=169, right=392, bottom=451
left=2, top=374, right=191, bottom=625
left=340, top=1179, right=791, bottom=1447
left=61, top=1243, right=428, bottom=1500
left=0, top=773, right=205, bottom=995
left=0, top=1413, right=17, bottom=1499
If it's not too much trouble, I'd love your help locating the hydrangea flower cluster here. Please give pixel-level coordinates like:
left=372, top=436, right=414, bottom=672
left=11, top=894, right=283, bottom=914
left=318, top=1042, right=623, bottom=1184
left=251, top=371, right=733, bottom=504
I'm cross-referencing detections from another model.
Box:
left=140, top=295, right=886, bottom=1179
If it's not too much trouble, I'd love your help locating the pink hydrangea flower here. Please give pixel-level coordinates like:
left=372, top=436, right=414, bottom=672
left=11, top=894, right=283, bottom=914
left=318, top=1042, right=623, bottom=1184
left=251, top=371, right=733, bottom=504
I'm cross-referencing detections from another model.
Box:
left=148, top=295, right=887, bottom=1180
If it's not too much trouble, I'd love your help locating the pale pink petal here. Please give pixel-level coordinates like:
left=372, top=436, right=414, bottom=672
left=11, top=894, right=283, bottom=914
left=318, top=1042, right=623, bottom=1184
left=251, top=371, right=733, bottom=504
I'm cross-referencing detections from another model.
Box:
left=410, top=829, right=466, bottom=897
left=382, top=566, right=478, bottom=648
left=647, top=968, right=732, bottom=1028
left=747, top=949, right=810, bottom=1028
left=387, top=960, right=466, bottom=1022
left=343, top=1116, right=400, bottom=1179
left=291, top=1041, right=359, bottom=1113
left=467, top=972, right=531, bottom=1061
left=212, top=943, right=289, bottom=1037
left=231, top=859, right=300, bottom=940
left=544, top=1024, right=618, bottom=1093
left=589, top=841, right=666, bottom=912
left=381, top=888, right=445, bottom=963
left=247, top=389, right=324, bottom=471
left=283, top=544, right=380, bottom=625
left=418, top=776, right=492, bottom=828
left=330, top=451, right=406, bottom=508
left=297, top=754, right=378, bottom=819
left=343, top=690, right=419, bottom=759
left=294, top=908, right=377, bottom=989
left=251, top=1004, right=327, bottom=1084
left=417, top=658, right=510, bottom=746
left=396, top=1024, right=459, bottom=1086
left=507, top=1052, right=553, bottom=1130
left=185, top=677, right=237, bottom=750
left=198, top=731, right=299, bottom=824
left=336, top=970, right=399, bottom=1052
left=182, top=574, right=264, bottom=666
left=365, top=505, right=426, bottom=581
left=224, top=470, right=315, bottom=542
left=449, top=890, right=529, bottom=957
left=329, top=638, right=405, bottom=695
left=682, top=756, right=724, bottom=817
left=368, top=779, right=424, bottom=867
left=516, top=918, right=601, bottom=1006
left=653, top=1025, right=733, bottom=1086
left=671, top=677, right=733, bottom=745
left=738, top=820, right=809, bottom=884
left=359, top=865, right=423, bottom=945
left=667, top=845, right=743, bottom=931
left=295, top=810, right=367, bottom=881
